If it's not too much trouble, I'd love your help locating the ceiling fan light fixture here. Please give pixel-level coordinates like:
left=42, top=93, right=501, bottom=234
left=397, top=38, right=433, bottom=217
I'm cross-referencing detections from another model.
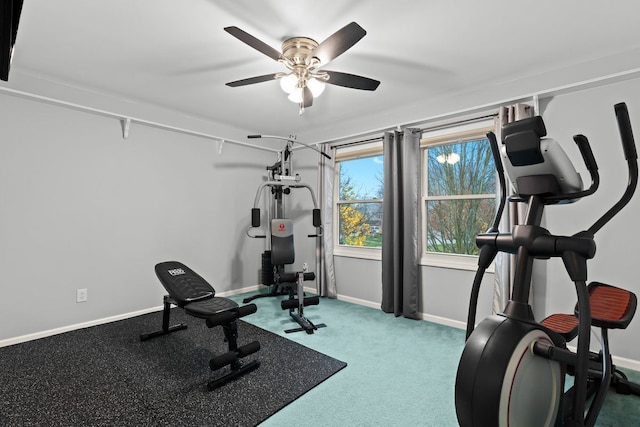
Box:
left=225, top=23, right=380, bottom=111
left=288, top=86, right=303, bottom=103
left=279, top=73, right=298, bottom=94
left=307, top=77, right=325, bottom=97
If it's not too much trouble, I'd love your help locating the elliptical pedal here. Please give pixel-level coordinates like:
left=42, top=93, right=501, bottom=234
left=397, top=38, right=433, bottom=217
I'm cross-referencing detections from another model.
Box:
left=541, top=313, right=579, bottom=342
left=542, top=282, right=637, bottom=339
left=584, top=282, right=637, bottom=329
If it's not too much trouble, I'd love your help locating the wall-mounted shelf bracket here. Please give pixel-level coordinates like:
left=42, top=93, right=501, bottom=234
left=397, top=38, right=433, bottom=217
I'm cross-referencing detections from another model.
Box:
left=121, top=118, right=131, bottom=139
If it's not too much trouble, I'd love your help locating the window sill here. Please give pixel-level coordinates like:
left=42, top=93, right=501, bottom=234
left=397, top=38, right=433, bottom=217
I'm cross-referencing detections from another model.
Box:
left=332, top=247, right=494, bottom=273
left=420, top=253, right=494, bottom=273
left=333, top=246, right=382, bottom=261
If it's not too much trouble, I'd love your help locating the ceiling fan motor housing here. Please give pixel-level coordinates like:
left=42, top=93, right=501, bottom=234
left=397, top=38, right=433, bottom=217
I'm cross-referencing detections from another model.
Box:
left=281, top=37, right=319, bottom=67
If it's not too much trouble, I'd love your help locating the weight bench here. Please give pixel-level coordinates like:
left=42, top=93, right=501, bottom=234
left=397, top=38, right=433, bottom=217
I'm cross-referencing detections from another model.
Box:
left=140, top=261, right=260, bottom=390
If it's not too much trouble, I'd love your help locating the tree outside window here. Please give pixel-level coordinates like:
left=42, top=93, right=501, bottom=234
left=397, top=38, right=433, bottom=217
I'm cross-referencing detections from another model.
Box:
left=423, top=137, right=496, bottom=255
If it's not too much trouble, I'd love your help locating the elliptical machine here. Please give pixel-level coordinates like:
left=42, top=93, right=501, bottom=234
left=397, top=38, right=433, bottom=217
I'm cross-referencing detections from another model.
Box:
left=455, top=103, right=638, bottom=426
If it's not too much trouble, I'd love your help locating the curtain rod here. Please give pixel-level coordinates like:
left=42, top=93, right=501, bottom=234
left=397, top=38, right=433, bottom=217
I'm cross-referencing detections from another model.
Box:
left=420, top=113, right=497, bottom=133
left=329, top=136, right=383, bottom=150
left=326, top=105, right=516, bottom=150
left=0, top=86, right=279, bottom=153
left=321, top=67, right=640, bottom=149
left=329, top=113, right=498, bottom=150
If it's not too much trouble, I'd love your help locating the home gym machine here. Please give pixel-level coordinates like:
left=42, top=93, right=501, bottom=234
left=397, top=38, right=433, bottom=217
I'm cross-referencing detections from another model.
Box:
left=244, top=135, right=329, bottom=334
left=455, top=103, right=638, bottom=426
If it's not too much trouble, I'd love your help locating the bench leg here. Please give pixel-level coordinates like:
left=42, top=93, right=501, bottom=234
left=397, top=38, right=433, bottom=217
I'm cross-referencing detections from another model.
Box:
left=140, top=295, right=188, bottom=341
left=207, top=360, right=261, bottom=390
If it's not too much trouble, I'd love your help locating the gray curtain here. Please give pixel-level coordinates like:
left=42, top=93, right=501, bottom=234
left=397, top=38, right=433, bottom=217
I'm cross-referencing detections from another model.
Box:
left=316, top=144, right=337, bottom=298
left=492, top=103, right=532, bottom=313
left=381, top=128, right=420, bottom=318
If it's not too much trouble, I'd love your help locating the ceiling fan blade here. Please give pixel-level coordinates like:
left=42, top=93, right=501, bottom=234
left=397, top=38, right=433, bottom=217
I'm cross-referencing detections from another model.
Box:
left=312, top=22, right=366, bottom=65
left=225, top=73, right=279, bottom=87
left=224, top=26, right=284, bottom=62
left=323, top=71, right=380, bottom=91
left=302, top=86, right=313, bottom=108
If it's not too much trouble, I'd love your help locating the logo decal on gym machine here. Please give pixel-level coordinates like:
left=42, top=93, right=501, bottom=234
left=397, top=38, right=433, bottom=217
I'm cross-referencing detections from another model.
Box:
left=168, top=268, right=185, bottom=276
left=278, top=223, right=286, bottom=231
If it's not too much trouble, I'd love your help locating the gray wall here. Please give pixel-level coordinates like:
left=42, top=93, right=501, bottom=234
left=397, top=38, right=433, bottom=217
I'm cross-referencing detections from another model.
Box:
left=329, top=77, right=640, bottom=363
left=3, top=76, right=640, bottom=364
left=333, top=257, right=495, bottom=327
left=0, top=95, right=273, bottom=341
left=539, top=79, right=640, bottom=361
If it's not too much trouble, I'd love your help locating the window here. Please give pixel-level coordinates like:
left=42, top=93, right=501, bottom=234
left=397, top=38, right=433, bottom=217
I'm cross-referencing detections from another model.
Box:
left=331, top=120, right=497, bottom=267
left=420, top=121, right=496, bottom=269
left=334, top=142, right=383, bottom=259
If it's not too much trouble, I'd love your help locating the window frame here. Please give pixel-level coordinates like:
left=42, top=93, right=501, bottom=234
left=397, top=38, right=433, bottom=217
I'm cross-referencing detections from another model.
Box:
left=419, top=121, right=496, bottom=271
left=333, top=141, right=384, bottom=260
left=330, top=119, right=498, bottom=269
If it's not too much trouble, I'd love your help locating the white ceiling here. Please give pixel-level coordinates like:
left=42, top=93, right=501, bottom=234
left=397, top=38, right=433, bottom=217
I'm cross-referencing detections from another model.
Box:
left=4, top=0, right=640, bottom=145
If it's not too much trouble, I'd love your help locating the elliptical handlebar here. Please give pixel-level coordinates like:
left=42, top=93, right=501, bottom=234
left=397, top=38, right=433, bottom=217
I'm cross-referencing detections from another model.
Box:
left=616, top=102, right=638, bottom=161
left=487, top=131, right=507, bottom=232
left=464, top=131, right=506, bottom=338
left=588, top=102, right=638, bottom=235
left=574, top=134, right=599, bottom=175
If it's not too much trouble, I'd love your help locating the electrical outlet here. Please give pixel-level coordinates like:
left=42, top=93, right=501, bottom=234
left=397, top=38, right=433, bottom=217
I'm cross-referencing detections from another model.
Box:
left=76, top=288, right=88, bottom=303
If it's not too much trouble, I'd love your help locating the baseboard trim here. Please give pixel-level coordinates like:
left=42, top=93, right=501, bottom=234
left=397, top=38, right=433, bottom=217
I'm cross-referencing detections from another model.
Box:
left=419, top=313, right=467, bottom=330
left=0, top=306, right=163, bottom=348
left=5, top=286, right=640, bottom=372
left=335, top=294, right=640, bottom=372
left=336, top=293, right=380, bottom=309
left=336, top=293, right=467, bottom=329
left=611, top=354, right=640, bottom=372
left=217, top=284, right=261, bottom=298
left=0, top=284, right=262, bottom=349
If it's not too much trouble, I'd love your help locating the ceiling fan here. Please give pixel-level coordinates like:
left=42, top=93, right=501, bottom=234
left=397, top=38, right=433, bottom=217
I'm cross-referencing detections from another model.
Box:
left=224, top=22, right=380, bottom=113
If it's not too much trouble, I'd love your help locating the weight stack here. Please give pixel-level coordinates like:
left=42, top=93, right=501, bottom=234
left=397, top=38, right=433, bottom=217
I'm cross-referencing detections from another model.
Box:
left=261, top=250, right=274, bottom=285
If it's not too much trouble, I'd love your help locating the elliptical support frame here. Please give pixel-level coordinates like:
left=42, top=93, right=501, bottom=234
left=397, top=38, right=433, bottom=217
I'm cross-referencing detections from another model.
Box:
left=455, top=103, right=638, bottom=427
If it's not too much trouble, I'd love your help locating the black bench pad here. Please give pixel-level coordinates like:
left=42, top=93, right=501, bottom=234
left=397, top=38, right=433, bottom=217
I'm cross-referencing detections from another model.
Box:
left=186, top=297, right=238, bottom=319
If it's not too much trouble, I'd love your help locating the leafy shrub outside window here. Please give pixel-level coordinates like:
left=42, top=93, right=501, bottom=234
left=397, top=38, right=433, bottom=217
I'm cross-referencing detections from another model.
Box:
left=337, top=155, right=383, bottom=248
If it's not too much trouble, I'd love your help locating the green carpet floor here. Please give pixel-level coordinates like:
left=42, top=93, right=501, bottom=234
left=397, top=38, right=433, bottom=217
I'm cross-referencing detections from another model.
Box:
left=228, top=290, right=640, bottom=427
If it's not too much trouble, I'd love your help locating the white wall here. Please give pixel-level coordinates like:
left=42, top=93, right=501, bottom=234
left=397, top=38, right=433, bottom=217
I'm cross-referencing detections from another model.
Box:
left=0, top=95, right=274, bottom=342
